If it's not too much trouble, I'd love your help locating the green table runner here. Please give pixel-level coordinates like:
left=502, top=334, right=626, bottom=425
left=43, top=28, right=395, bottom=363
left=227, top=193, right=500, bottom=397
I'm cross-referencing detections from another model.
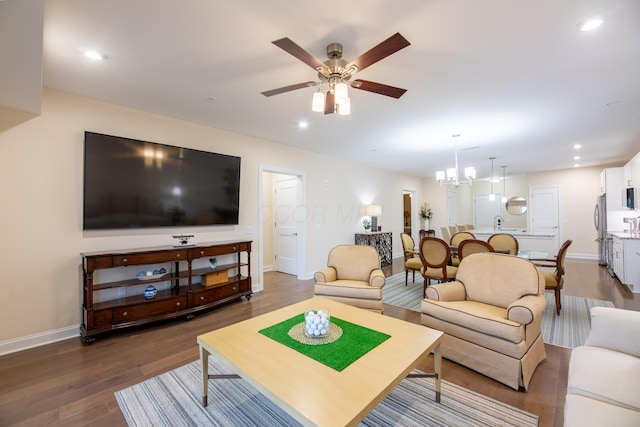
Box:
left=259, top=314, right=391, bottom=371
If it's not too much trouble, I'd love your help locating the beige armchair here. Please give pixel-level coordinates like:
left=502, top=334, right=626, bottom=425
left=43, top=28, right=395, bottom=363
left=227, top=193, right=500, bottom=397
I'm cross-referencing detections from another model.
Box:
left=421, top=252, right=546, bottom=390
left=314, top=245, right=386, bottom=313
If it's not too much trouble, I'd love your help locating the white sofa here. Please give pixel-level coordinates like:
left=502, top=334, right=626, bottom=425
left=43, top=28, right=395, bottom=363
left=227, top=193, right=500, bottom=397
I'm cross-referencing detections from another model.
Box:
left=564, top=306, right=640, bottom=426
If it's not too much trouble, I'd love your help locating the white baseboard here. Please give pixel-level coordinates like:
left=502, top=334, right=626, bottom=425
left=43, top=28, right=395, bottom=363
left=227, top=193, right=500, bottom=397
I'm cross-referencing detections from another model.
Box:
left=0, top=325, right=80, bottom=356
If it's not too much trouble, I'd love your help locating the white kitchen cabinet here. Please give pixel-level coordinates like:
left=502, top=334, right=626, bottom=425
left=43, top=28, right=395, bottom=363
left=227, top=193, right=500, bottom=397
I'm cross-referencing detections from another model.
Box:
left=623, top=151, right=640, bottom=188
left=601, top=167, right=625, bottom=210
left=611, top=234, right=640, bottom=293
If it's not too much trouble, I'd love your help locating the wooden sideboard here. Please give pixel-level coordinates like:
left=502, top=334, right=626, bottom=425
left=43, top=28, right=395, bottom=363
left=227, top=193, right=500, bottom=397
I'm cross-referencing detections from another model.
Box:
left=355, top=231, right=392, bottom=265
left=80, top=240, right=252, bottom=343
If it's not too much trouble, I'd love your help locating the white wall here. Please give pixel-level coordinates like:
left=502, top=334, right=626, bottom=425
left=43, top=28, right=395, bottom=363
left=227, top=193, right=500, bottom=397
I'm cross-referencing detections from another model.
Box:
left=0, top=90, right=424, bottom=349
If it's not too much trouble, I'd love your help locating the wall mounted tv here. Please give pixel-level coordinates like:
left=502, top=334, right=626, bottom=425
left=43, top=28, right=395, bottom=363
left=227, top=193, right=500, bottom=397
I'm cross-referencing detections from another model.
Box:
left=83, top=132, right=241, bottom=230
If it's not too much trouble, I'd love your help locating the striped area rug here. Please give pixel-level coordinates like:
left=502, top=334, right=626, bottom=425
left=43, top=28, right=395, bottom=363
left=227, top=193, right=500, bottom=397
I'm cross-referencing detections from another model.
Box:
left=382, top=272, right=614, bottom=349
left=115, top=357, right=538, bottom=426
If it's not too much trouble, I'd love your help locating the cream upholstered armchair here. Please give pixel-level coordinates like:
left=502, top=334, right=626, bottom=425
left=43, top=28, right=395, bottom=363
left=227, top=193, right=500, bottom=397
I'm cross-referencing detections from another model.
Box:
left=421, top=252, right=546, bottom=390
left=314, top=245, right=386, bottom=313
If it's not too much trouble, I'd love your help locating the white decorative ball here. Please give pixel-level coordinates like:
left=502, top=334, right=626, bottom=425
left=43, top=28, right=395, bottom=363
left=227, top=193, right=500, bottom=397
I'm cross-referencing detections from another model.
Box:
left=303, top=309, right=331, bottom=338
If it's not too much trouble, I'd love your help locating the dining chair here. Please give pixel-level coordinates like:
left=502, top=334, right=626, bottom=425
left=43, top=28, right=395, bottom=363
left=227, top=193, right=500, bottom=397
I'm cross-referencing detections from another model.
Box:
left=440, top=226, right=451, bottom=243
left=531, top=239, right=573, bottom=315
left=419, top=229, right=435, bottom=240
left=458, top=239, right=495, bottom=261
left=448, top=225, right=458, bottom=236
left=400, top=233, right=423, bottom=286
left=449, top=231, right=476, bottom=266
left=465, top=224, right=474, bottom=230
left=456, top=224, right=467, bottom=231
left=418, top=237, right=458, bottom=297
left=488, top=233, right=519, bottom=255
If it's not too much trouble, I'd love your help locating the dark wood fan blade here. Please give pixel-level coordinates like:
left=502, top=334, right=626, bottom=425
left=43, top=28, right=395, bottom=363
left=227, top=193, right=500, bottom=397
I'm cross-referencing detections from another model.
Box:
left=272, top=38, right=329, bottom=72
left=346, top=33, right=410, bottom=72
left=324, top=91, right=335, bottom=115
left=352, top=79, right=407, bottom=99
left=261, top=81, right=316, bottom=97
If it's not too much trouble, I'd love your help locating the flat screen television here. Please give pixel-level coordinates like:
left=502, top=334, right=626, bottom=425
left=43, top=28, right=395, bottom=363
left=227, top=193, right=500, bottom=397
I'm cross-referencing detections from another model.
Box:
left=83, top=132, right=241, bottom=230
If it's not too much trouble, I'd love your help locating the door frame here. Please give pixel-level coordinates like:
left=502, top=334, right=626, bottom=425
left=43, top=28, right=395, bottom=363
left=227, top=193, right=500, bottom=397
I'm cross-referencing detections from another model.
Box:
left=402, top=189, right=418, bottom=244
left=259, top=165, right=307, bottom=282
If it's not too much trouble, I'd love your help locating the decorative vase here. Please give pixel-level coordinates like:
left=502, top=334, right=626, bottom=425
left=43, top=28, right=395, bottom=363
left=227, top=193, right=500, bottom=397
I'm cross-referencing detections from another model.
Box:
left=420, top=217, right=425, bottom=230
left=144, top=284, right=157, bottom=300
left=425, top=219, right=429, bottom=230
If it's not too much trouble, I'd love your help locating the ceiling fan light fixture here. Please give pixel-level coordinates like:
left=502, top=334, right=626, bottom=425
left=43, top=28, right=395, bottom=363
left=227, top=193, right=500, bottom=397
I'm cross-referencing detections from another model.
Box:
left=312, top=90, right=325, bottom=112
left=335, top=82, right=349, bottom=103
left=337, top=97, right=351, bottom=115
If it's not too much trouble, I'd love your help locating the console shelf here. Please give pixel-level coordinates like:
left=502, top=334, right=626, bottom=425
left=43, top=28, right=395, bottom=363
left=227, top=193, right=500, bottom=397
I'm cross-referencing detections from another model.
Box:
left=81, top=240, right=252, bottom=343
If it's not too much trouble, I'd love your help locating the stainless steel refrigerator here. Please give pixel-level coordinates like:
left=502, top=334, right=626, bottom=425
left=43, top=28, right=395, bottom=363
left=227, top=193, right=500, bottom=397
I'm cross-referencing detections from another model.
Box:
left=594, top=194, right=613, bottom=273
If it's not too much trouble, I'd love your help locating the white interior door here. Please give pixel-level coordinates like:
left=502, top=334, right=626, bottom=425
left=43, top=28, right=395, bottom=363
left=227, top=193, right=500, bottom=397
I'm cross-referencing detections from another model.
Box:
left=474, top=194, right=503, bottom=228
left=530, top=186, right=560, bottom=252
left=273, top=177, right=298, bottom=274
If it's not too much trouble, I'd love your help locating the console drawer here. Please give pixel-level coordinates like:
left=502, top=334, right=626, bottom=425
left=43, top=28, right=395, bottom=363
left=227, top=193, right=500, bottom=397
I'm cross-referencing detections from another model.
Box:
left=193, top=283, right=240, bottom=306
left=113, top=297, right=187, bottom=322
left=191, top=243, right=246, bottom=258
left=112, top=250, right=188, bottom=266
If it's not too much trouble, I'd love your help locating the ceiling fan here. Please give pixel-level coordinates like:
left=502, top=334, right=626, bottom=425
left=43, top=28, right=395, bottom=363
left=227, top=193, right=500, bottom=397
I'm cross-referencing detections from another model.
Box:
left=261, top=33, right=410, bottom=114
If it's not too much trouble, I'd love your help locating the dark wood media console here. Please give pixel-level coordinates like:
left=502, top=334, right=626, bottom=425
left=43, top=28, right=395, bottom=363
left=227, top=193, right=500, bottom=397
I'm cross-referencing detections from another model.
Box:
left=81, top=240, right=252, bottom=343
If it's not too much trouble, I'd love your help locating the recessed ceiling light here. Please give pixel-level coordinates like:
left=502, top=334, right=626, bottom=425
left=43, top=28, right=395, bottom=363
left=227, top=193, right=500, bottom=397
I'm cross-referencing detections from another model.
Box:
left=579, top=18, right=604, bottom=32
left=574, top=163, right=581, bottom=168
left=573, top=143, right=582, bottom=149
left=574, top=156, right=581, bottom=160
left=84, top=50, right=105, bottom=60
left=298, top=121, right=308, bottom=129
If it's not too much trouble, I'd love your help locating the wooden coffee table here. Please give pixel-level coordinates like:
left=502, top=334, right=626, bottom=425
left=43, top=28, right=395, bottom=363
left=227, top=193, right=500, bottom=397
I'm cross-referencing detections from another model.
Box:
left=197, top=296, right=443, bottom=427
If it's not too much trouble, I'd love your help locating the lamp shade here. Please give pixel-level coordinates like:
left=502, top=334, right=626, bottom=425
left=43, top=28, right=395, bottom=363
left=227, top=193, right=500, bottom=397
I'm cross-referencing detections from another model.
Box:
left=337, top=97, right=351, bottom=115
left=365, top=204, right=382, bottom=216
left=446, top=168, right=456, bottom=180
left=464, top=167, right=476, bottom=179
left=312, top=91, right=325, bottom=112
left=335, top=82, right=349, bottom=103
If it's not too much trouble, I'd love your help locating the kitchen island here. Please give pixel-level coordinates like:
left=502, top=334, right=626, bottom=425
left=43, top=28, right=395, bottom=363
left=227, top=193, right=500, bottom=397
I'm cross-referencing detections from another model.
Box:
left=472, top=228, right=557, bottom=254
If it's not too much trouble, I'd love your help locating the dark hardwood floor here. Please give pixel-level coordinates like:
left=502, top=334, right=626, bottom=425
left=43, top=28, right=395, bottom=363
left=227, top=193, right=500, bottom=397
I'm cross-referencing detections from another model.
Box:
left=0, top=257, right=637, bottom=426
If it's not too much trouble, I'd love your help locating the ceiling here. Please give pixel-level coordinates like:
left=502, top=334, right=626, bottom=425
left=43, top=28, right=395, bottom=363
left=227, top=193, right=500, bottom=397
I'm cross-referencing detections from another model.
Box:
left=18, top=0, right=640, bottom=180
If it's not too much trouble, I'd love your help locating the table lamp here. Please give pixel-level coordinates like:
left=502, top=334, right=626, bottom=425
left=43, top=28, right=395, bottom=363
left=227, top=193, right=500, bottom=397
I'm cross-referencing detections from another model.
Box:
left=365, top=204, right=382, bottom=231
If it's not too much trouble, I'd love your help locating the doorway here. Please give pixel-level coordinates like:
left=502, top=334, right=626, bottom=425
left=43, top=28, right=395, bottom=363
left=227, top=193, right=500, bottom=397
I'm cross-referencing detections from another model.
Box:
left=529, top=186, right=560, bottom=252
left=259, top=166, right=307, bottom=282
left=402, top=190, right=417, bottom=243
left=273, top=176, right=299, bottom=274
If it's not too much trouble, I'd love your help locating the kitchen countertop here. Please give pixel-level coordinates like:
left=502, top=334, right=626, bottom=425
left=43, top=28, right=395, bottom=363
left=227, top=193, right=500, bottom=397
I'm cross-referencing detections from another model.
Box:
left=609, top=231, right=640, bottom=240
left=471, top=228, right=556, bottom=238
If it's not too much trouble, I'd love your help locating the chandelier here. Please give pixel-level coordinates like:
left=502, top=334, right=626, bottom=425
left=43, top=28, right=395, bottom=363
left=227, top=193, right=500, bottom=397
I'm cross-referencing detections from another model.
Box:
left=436, top=134, right=476, bottom=187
